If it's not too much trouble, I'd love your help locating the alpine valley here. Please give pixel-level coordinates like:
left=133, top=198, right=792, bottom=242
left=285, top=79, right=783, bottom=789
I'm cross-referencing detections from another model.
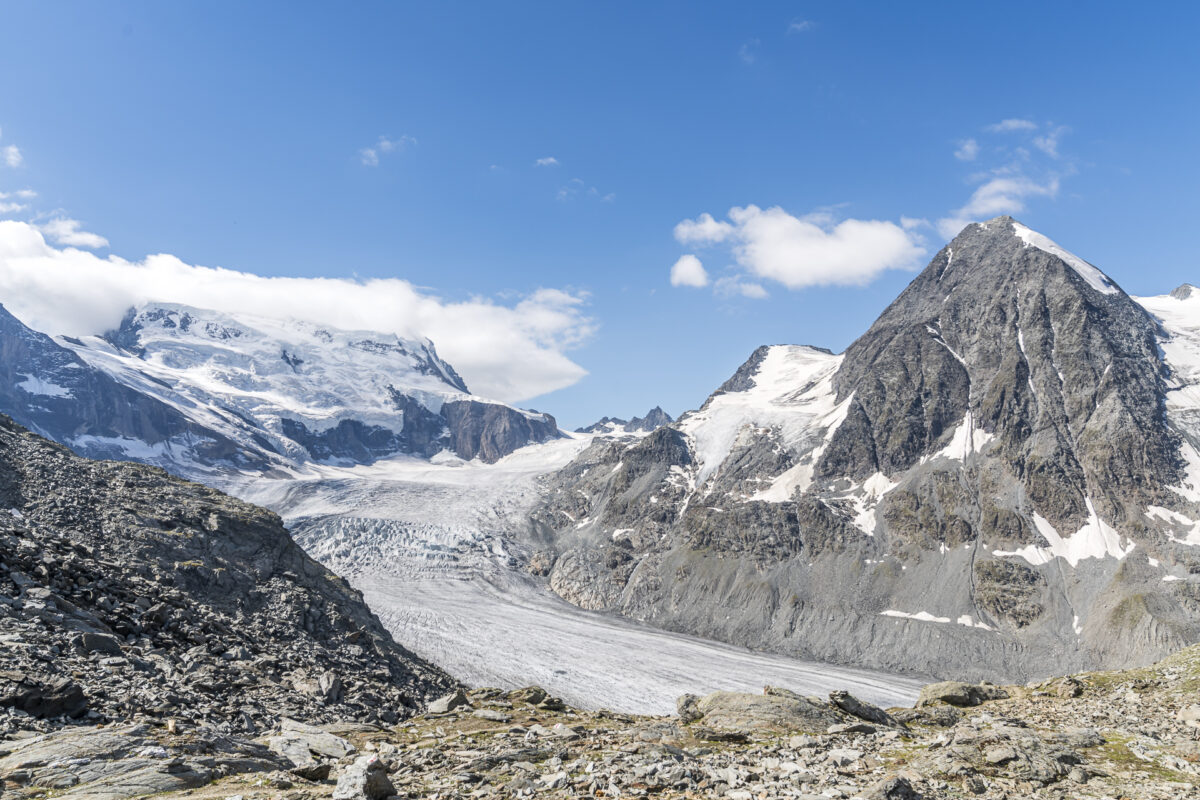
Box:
left=4, top=216, right=1200, bottom=704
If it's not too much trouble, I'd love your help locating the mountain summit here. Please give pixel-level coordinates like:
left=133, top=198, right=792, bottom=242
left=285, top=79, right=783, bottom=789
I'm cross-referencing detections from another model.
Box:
left=530, top=217, right=1200, bottom=682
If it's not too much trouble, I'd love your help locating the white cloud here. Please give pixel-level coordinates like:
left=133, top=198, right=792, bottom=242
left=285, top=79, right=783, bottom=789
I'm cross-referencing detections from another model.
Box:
left=38, top=218, right=109, bottom=249
left=557, top=177, right=613, bottom=203
left=936, top=175, right=1060, bottom=238
left=787, top=19, right=814, bottom=33
left=738, top=39, right=760, bottom=64
left=673, top=212, right=733, bottom=245
left=715, top=276, right=768, bottom=299
left=954, top=138, right=979, bottom=161
left=535, top=157, right=559, bottom=167
left=670, top=254, right=709, bottom=288
left=0, top=220, right=593, bottom=403
left=0, top=191, right=34, bottom=215
left=360, top=134, right=416, bottom=167
left=1033, top=125, right=1068, bottom=158
left=673, top=206, right=925, bottom=290
left=985, top=118, right=1037, bottom=133
left=3, top=145, right=22, bottom=168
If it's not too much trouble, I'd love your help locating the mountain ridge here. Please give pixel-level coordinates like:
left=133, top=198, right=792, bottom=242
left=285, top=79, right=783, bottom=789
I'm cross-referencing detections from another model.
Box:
left=528, top=216, right=1200, bottom=683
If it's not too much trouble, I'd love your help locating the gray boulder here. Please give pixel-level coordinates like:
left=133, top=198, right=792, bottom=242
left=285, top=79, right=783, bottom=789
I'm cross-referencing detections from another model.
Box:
left=917, top=681, right=1009, bottom=708
left=686, top=690, right=843, bottom=733
left=333, top=755, right=395, bottom=800
left=427, top=688, right=471, bottom=714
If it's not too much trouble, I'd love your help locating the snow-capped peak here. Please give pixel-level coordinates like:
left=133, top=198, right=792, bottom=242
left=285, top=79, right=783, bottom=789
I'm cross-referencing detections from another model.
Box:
left=1011, top=221, right=1120, bottom=296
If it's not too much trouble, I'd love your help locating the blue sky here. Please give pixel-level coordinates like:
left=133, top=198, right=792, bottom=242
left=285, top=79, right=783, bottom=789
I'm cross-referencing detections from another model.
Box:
left=1, top=1, right=1197, bottom=428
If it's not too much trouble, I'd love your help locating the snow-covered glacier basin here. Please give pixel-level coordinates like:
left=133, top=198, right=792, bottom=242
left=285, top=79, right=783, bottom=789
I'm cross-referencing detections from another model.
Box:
left=230, top=437, right=924, bottom=714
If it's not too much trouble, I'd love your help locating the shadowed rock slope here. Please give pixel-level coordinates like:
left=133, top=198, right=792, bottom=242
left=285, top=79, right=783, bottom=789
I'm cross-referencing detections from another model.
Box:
left=530, top=217, right=1200, bottom=683
left=0, top=415, right=454, bottom=737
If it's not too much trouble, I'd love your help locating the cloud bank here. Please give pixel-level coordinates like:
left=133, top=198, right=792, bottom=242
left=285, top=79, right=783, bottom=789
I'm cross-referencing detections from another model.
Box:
left=0, top=220, right=592, bottom=403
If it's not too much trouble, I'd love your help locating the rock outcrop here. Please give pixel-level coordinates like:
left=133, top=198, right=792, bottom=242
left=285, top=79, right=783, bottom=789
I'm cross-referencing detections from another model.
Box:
left=0, top=415, right=455, bottom=738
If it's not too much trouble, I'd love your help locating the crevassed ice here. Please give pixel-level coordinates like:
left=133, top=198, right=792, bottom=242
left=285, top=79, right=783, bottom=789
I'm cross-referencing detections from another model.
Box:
left=1012, top=222, right=1119, bottom=295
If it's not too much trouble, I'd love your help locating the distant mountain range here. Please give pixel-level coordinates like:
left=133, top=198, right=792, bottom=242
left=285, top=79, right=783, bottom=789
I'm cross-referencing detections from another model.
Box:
left=575, top=406, right=673, bottom=435
left=0, top=301, right=563, bottom=478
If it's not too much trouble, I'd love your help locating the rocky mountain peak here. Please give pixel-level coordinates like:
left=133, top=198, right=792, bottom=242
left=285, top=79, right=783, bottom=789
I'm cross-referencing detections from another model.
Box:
left=818, top=215, right=1177, bottom=533
left=575, top=406, right=674, bottom=435
left=1171, top=283, right=1197, bottom=300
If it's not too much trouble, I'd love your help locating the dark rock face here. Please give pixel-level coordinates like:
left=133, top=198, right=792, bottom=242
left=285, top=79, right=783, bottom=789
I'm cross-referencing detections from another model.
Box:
left=0, top=415, right=455, bottom=735
left=819, top=217, right=1179, bottom=532
left=530, top=217, right=1200, bottom=683
left=440, top=400, right=561, bottom=462
left=0, top=304, right=263, bottom=469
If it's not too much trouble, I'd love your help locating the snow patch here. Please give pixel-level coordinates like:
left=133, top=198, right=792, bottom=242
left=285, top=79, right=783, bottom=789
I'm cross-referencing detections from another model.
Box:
left=16, top=374, right=72, bottom=398
left=993, top=499, right=1135, bottom=567
left=1147, top=505, right=1200, bottom=546
left=881, top=610, right=994, bottom=631
left=1012, top=222, right=1119, bottom=295
left=921, top=412, right=994, bottom=464
left=680, top=345, right=850, bottom=490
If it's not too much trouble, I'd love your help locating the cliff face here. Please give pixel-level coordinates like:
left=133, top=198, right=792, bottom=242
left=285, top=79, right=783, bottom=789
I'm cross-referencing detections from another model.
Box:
left=530, top=217, right=1200, bottom=682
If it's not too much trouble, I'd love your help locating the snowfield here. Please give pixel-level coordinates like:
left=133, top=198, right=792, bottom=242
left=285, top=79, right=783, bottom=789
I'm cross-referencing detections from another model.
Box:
left=228, top=437, right=924, bottom=714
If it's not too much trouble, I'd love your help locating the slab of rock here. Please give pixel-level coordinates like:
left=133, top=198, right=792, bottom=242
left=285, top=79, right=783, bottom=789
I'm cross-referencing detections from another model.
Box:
left=690, top=690, right=844, bottom=733
left=265, top=718, right=356, bottom=766
left=333, top=755, right=395, bottom=800
left=829, top=690, right=900, bottom=727
left=863, top=775, right=922, bottom=799
left=916, top=681, right=1008, bottom=708
left=427, top=689, right=471, bottom=714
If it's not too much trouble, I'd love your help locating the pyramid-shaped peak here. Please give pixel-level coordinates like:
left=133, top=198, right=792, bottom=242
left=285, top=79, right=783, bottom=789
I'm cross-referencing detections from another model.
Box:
left=942, top=216, right=1120, bottom=297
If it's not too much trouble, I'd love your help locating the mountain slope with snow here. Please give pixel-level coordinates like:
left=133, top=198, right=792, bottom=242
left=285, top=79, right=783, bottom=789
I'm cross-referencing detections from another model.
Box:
left=16, top=302, right=563, bottom=474
left=531, top=216, right=1200, bottom=683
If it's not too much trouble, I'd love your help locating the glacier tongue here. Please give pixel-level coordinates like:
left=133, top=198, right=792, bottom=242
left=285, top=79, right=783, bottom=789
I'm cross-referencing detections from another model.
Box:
left=228, top=435, right=922, bottom=714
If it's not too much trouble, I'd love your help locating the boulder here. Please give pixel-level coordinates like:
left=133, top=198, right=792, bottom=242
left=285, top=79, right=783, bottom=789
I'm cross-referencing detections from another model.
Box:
left=0, top=674, right=87, bottom=718
left=863, top=775, right=922, bottom=800
left=427, top=689, right=471, bottom=714
left=829, top=690, right=900, bottom=727
left=333, top=755, right=395, bottom=800
left=916, top=681, right=1008, bottom=708
left=687, top=690, right=843, bottom=734
left=266, top=718, right=356, bottom=766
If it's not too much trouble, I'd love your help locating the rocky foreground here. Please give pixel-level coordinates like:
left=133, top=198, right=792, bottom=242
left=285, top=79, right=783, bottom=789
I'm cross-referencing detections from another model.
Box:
left=0, top=415, right=454, bottom=736
left=4, top=645, right=1200, bottom=800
